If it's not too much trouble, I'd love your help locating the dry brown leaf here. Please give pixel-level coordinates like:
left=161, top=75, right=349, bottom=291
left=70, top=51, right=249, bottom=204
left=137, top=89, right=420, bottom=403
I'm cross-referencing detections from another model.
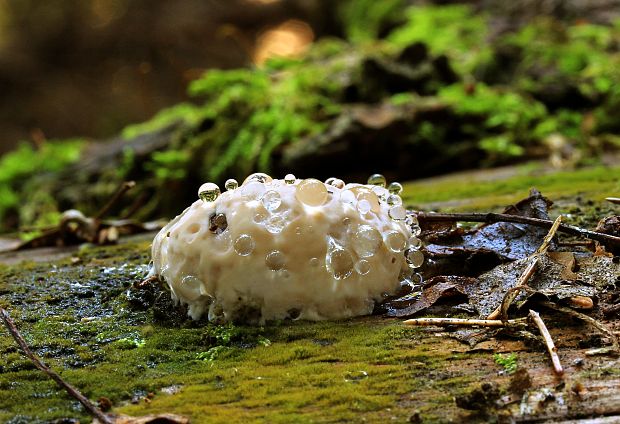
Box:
left=547, top=252, right=579, bottom=280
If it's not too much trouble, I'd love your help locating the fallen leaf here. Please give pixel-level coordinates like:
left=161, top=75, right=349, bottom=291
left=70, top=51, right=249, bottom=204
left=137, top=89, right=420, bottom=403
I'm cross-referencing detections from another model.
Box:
left=386, top=276, right=476, bottom=317
left=420, top=189, right=556, bottom=278
left=547, top=252, right=578, bottom=280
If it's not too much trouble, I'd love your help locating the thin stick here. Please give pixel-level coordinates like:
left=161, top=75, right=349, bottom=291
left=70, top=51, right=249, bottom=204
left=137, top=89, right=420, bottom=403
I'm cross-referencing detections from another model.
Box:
left=403, top=317, right=524, bottom=327
left=415, top=212, right=620, bottom=250
left=487, top=216, right=563, bottom=320
left=0, top=307, right=113, bottom=424
left=528, top=309, right=563, bottom=376
left=93, top=180, right=136, bottom=220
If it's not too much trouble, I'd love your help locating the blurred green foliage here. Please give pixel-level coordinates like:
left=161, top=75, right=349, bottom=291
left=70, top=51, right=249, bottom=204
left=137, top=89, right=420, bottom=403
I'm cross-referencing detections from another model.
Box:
left=3, top=4, right=620, bottom=232
left=0, top=139, right=83, bottom=226
left=122, top=44, right=347, bottom=185
left=388, top=5, right=491, bottom=74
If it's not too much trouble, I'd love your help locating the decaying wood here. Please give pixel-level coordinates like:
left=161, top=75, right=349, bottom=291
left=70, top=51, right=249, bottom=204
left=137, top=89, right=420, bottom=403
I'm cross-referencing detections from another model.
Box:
left=415, top=211, right=620, bottom=250
left=487, top=215, right=563, bottom=320
left=0, top=307, right=114, bottom=424
left=529, top=309, right=564, bottom=376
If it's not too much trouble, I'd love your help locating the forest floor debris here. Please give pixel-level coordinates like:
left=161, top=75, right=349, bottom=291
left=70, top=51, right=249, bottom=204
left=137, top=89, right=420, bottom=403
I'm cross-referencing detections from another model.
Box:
left=1, top=167, right=619, bottom=422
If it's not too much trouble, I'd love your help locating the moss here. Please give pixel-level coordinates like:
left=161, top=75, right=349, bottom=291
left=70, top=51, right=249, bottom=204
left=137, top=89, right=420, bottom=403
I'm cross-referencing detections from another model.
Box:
left=402, top=162, right=620, bottom=211
left=1, top=164, right=618, bottom=422
left=493, top=353, right=518, bottom=374
left=0, top=239, right=468, bottom=422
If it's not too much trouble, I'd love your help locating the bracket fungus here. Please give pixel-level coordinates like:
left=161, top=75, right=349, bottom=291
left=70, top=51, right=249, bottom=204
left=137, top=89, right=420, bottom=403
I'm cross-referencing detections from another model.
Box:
left=149, top=173, right=423, bottom=323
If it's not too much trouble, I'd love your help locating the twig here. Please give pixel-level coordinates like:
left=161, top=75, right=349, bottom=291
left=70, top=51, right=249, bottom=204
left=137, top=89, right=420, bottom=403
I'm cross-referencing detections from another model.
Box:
left=528, top=309, right=563, bottom=376
left=94, top=181, right=136, bottom=220
left=415, top=212, right=620, bottom=250
left=403, top=317, right=526, bottom=327
left=487, top=216, right=563, bottom=320
left=541, top=301, right=619, bottom=355
left=0, top=307, right=114, bottom=424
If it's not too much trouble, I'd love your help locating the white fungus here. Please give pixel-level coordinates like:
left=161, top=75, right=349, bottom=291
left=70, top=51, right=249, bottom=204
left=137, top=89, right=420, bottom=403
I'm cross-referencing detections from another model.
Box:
left=150, top=173, right=422, bottom=323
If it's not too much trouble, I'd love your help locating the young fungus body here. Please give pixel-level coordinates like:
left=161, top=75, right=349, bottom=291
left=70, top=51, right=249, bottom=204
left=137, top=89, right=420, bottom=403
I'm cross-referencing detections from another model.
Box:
left=150, top=173, right=423, bottom=323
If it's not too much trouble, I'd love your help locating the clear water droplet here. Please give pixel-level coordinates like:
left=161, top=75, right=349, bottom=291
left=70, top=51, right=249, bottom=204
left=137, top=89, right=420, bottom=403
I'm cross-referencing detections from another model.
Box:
left=326, top=238, right=353, bottom=280
left=387, top=194, right=402, bottom=207
left=309, top=257, right=319, bottom=267
left=325, top=177, right=336, bottom=185
left=179, top=275, right=203, bottom=301
left=265, top=213, right=287, bottom=234
left=411, top=273, right=424, bottom=285
left=356, top=188, right=380, bottom=213
left=243, top=173, right=272, bottom=184
left=357, top=199, right=371, bottom=214
left=234, top=234, right=255, bottom=256
left=225, top=179, right=238, bottom=191
left=367, top=174, right=386, bottom=187
left=352, top=225, right=382, bottom=258
left=385, top=231, right=407, bottom=253
left=261, top=190, right=282, bottom=212
left=388, top=205, right=407, bottom=221
left=253, top=207, right=269, bottom=223
left=411, top=224, right=422, bottom=236
left=198, top=183, right=220, bottom=202
left=406, top=249, right=425, bottom=268
left=405, top=214, right=419, bottom=228
left=354, top=259, right=370, bottom=275
left=387, top=182, right=403, bottom=195
left=284, top=174, right=296, bottom=184
left=408, top=237, right=422, bottom=249
left=296, top=179, right=328, bottom=207
left=265, top=250, right=285, bottom=271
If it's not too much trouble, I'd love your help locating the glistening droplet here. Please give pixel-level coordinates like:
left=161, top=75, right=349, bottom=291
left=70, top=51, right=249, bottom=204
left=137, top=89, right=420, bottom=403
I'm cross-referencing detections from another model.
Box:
left=234, top=234, right=255, bottom=256
left=296, top=179, right=328, bottom=207
left=367, top=174, right=386, bottom=187
left=198, top=183, right=220, bottom=202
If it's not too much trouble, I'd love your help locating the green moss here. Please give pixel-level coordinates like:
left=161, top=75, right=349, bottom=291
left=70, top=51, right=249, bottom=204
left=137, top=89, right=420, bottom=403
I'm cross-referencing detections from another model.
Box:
left=402, top=163, right=620, bottom=211
left=0, top=239, right=463, bottom=422
left=493, top=353, right=518, bottom=374
left=1, top=164, right=618, bottom=422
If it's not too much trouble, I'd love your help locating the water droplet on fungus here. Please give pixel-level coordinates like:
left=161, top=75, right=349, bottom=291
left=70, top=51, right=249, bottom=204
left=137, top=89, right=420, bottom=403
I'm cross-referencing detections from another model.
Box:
left=387, top=182, right=403, bottom=195
left=198, top=183, right=220, bottom=202
left=261, top=190, right=282, bottom=212
left=367, top=174, right=386, bottom=187
left=225, top=179, right=239, bottom=191
left=234, top=234, right=255, bottom=256
left=265, top=250, right=286, bottom=271
left=296, top=178, right=328, bottom=207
